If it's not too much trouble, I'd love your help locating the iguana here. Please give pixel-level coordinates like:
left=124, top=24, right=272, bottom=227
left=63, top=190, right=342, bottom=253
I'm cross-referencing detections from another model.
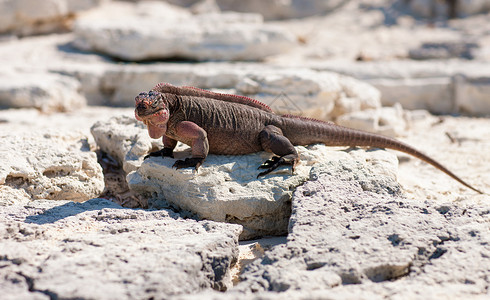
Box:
left=134, top=83, right=483, bottom=194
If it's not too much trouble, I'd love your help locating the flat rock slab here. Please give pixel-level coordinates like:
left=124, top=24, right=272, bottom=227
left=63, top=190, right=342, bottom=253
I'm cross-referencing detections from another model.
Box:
left=0, top=0, right=104, bottom=36
left=0, top=71, right=85, bottom=113
left=0, top=132, right=104, bottom=205
left=232, top=162, right=490, bottom=298
left=73, top=1, right=296, bottom=61
left=92, top=116, right=401, bottom=240
left=0, top=198, right=242, bottom=299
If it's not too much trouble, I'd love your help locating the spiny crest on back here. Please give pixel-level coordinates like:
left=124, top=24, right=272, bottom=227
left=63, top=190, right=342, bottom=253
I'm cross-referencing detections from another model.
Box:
left=152, top=82, right=273, bottom=113
left=282, top=114, right=335, bottom=125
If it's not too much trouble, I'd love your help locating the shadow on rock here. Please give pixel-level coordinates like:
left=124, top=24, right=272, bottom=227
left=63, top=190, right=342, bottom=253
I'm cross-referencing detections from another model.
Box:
left=24, top=198, right=126, bottom=225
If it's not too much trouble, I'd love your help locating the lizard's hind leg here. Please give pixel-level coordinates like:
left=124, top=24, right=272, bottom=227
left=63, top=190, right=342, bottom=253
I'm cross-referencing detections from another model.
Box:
left=257, top=125, right=300, bottom=178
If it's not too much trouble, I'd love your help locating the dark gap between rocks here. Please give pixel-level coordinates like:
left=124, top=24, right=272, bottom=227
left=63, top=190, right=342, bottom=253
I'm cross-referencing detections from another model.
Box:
left=95, top=150, right=147, bottom=208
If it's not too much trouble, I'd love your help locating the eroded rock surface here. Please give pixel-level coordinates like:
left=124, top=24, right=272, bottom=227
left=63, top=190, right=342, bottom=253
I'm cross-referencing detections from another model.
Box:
left=0, top=198, right=242, bottom=299
left=0, top=132, right=103, bottom=205
left=231, top=161, right=490, bottom=298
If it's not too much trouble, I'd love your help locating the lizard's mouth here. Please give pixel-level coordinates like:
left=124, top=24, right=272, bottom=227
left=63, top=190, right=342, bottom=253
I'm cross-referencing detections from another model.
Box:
left=135, top=102, right=164, bottom=117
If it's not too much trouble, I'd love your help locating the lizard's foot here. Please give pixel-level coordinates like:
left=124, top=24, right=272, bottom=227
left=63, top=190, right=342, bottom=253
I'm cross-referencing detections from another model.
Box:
left=257, top=155, right=297, bottom=178
left=144, top=148, right=174, bottom=160
left=172, top=157, right=204, bottom=171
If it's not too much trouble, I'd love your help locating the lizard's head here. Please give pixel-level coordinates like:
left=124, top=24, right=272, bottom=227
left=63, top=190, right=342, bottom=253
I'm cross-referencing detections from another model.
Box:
left=135, top=91, right=169, bottom=139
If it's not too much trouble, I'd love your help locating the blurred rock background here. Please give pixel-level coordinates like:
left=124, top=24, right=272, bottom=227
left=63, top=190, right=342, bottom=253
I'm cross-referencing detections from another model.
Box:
left=1, top=0, right=489, bottom=116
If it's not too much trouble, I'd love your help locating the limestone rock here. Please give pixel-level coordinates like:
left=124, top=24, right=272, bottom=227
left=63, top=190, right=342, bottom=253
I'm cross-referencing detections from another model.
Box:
left=169, top=0, right=348, bottom=20
left=454, top=74, right=490, bottom=116
left=0, top=71, right=85, bottom=113
left=129, top=148, right=399, bottom=241
left=409, top=41, right=479, bottom=60
left=72, top=1, right=296, bottom=61
left=370, top=77, right=454, bottom=114
left=235, top=160, right=490, bottom=298
left=235, top=70, right=381, bottom=121
left=91, top=116, right=157, bottom=174
left=336, top=104, right=407, bottom=137
left=0, top=0, right=105, bottom=36
left=0, top=198, right=242, bottom=298
left=315, top=60, right=490, bottom=115
left=409, top=0, right=490, bottom=18
left=0, top=132, right=103, bottom=204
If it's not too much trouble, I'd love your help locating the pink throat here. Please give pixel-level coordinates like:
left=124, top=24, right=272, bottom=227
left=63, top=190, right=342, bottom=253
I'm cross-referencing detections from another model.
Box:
left=136, top=109, right=169, bottom=139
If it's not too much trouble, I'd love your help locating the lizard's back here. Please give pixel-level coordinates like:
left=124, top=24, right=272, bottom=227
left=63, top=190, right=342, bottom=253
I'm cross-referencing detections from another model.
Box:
left=167, top=95, right=277, bottom=155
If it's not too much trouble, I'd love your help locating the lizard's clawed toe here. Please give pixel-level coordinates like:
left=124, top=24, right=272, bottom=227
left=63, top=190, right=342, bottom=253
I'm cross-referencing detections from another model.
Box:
left=257, top=155, right=299, bottom=178
left=257, top=156, right=286, bottom=178
left=258, top=156, right=281, bottom=169
left=144, top=148, right=174, bottom=160
left=172, top=157, right=204, bottom=171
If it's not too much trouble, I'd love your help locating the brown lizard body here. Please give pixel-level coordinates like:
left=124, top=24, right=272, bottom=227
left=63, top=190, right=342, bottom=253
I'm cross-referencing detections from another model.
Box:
left=135, top=83, right=483, bottom=194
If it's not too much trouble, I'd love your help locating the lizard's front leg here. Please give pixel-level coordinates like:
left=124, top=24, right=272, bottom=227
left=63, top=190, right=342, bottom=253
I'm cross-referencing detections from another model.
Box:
left=172, top=121, right=209, bottom=171
left=144, top=135, right=177, bottom=159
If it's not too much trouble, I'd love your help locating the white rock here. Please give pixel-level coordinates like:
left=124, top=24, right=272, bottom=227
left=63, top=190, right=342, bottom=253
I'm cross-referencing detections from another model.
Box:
left=235, top=71, right=340, bottom=120
left=336, top=104, right=408, bottom=137
left=331, top=75, right=382, bottom=118
left=190, top=0, right=348, bottom=20
left=0, top=132, right=104, bottom=203
left=72, top=1, right=296, bottom=61
left=190, top=0, right=221, bottom=14
left=0, top=71, right=86, bottom=113
left=0, top=199, right=242, bottom=298
left=454, top=74, right=490, bottom=116
left=369, top=77, right=454, bottom=114
left=0, top=0, right=105, bottom=36
left=234, top=159, right=490, bottom=298
left=128, top=146, right=400, bottom=240
left=0, top=185, right=31, bottom=206
left=234, top=69, right=381, bottom=121
left=90, top=116, right=158, bottom=174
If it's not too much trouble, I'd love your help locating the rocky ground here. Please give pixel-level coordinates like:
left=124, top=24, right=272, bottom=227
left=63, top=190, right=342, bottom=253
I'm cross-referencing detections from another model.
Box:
left=1, top=0, right=489, bottom=299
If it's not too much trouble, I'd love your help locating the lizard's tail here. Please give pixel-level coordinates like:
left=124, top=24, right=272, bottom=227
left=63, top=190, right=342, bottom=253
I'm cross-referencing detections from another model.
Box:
left=282, top=115, right=484, bottom=194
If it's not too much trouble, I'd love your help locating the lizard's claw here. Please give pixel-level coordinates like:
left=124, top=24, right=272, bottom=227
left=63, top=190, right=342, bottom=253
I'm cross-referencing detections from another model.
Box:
left=144, top=148, right=174, bottom=160
left=257, top=155, right=298, bottom=178
left=258, top=156, right=281, bottom=169
left=257, top=155, right=297, bottom=178
left=172, top=157, right=204, bottom=171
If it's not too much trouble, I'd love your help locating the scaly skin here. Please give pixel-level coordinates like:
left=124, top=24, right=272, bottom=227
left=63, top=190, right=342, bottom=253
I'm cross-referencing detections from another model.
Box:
left=135, top=83, right=483, bottom=194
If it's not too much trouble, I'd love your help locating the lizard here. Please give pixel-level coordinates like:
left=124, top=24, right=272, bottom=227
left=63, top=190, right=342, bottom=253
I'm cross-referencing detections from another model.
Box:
left=134, top=83, right=483, bottom=194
